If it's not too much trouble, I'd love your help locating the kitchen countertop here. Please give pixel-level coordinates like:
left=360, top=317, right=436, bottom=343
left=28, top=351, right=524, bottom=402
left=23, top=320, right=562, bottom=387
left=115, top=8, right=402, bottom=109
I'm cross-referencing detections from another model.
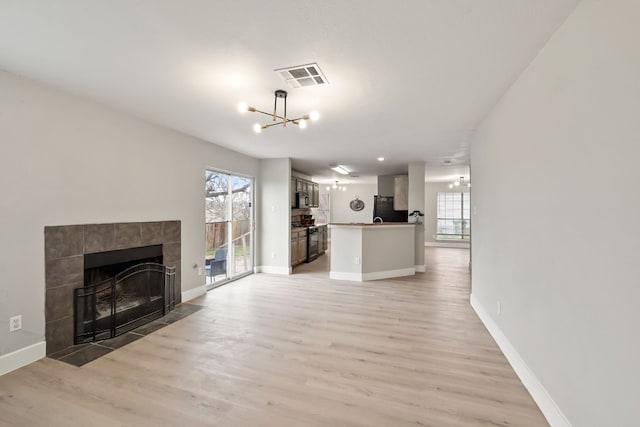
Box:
left=329, top=222, right=415, bottom=227
left=291, top=223, right=328, bottom=229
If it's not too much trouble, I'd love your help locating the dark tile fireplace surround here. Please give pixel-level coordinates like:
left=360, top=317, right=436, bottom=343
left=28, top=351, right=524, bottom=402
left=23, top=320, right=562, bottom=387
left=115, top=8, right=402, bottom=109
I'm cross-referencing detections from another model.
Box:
left=44, top=221, right=182, bottom=356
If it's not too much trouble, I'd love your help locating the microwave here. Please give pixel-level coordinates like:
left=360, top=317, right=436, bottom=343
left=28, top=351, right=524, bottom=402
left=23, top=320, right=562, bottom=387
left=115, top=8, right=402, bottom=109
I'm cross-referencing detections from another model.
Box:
left=296, top=192, right=310, bottom=209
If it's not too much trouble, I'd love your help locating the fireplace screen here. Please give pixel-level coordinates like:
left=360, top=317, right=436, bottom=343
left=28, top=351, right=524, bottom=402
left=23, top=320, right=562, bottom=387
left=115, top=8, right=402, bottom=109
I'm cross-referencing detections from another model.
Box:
left=74, top=262, right=175, bottom=344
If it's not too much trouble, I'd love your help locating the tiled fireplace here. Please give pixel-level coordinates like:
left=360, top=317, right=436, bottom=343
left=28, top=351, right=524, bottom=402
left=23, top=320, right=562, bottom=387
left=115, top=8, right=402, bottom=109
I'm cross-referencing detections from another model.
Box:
left=44, top=221, right=181, bottom=355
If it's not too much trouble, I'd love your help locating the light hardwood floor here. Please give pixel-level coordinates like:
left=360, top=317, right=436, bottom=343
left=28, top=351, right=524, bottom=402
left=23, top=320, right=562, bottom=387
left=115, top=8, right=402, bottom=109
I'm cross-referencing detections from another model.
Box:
left=0, top=248, right=547, bottom=426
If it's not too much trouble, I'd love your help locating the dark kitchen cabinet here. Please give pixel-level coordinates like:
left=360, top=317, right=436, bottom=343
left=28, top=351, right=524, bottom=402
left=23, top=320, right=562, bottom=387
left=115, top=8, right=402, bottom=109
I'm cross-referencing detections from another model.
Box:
left=318, top=225, right=327, bottom=254
left=291, top=228, right=308, bottom=266
left=296, top=179, right=308, bottom=194
left=291, top=177, right=297, bottom=208
left=292, top=177, right=320, bottom=208
left=298, top=234, right=307, bottom=263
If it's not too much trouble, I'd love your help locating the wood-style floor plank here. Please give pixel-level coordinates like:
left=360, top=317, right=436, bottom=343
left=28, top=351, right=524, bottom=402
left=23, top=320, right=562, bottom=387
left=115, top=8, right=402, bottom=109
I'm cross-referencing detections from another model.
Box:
left=0, top=248, right=547, bottom=426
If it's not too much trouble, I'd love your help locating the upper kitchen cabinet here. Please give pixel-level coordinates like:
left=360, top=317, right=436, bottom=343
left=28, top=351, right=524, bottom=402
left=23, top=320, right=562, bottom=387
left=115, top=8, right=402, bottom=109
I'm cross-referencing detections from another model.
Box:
left=311, top=183, right=319, bottom=208
left=393, top=175, right=408, bottom=210
left=291, top=177, right=297, bottom=208
left=296, top=179, right=308, bottom=194
left=292, top=177, right=320, bottom=208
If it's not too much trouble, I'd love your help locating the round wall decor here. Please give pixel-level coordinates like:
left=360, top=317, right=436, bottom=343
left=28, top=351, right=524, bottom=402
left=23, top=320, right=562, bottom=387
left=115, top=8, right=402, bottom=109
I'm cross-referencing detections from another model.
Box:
left=349, top=197, right=365, bottom=211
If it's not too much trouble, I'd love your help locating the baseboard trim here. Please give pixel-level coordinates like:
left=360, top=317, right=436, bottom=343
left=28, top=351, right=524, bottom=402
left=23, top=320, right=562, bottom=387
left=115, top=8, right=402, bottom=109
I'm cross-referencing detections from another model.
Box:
left=330, top=268, right=415, bottom=282
left=414, top=264, right=426, bottom=272
left=254, top=266, right=291, bottom=275
left=425, top=241, right=470, bottom=248
left=470, top=294, right=571, bottom=427
left=0, top=341, right=46, bottom=377
left=181, top=286, right=206, bottom=302
left=363, top=267, right=415, bottom=281
left=329, top=271, right=362, bottom=281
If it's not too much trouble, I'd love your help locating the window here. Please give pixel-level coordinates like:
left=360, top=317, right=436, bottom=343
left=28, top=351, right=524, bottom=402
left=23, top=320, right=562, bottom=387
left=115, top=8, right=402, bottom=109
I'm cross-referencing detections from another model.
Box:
left=436, top=192, right=470, bottom=240
left=313, top=193, right=330, bottom=225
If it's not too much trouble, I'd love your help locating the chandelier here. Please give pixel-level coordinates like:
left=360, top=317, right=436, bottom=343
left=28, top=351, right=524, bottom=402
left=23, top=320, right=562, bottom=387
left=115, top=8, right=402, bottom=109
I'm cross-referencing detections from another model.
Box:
left=449, top=176, right=471, bottom=189
left=326, top=181, right=347, bottom=192
left=237, top=89, right=319, bottom=133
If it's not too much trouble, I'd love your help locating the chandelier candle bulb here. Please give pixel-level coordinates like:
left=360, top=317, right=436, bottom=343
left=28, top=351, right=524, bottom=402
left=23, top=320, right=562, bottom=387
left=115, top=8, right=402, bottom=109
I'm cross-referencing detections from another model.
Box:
left=328, top=180, right=347, bottom=191
left=449, top=176, right=470, bottom=189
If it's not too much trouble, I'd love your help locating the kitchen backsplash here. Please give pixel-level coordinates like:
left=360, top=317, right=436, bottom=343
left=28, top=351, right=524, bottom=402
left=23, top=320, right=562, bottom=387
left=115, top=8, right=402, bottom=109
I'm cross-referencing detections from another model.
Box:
left=291, top=208, right=312, bottom=226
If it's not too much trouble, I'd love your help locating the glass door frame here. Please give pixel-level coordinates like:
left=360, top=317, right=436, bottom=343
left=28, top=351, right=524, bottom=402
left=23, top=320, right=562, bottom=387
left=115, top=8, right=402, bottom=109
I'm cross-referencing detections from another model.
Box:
left=205, top=168, right=255, bottom=290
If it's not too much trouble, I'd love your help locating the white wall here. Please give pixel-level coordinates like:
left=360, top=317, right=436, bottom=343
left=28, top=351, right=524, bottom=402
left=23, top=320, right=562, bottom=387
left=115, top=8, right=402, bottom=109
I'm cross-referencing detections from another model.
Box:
left=256, top=158, right=291, bottom=274
left=471, top=1, right=640, bottom=425
left=0, top=70, right=259, bottom=360
left=408, top=162, right=425, bottom=268
left=327, top=183, right=377, bottom=223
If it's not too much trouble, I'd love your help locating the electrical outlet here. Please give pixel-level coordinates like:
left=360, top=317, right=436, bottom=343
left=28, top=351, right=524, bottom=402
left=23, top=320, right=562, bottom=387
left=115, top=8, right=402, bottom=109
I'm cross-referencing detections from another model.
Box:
left=496, top=301, right=502, bottom=316
left=355, top=256, right=360, bottom=265
left=271, top=252, right=276, bottom=259
left=197, top=267, right=203, bottom=276
left=9, top=315, right=22, bottom=332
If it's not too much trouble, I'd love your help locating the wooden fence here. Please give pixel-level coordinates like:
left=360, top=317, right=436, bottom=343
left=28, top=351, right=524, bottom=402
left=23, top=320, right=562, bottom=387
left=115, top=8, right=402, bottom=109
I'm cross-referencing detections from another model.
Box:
left=205, top=220, right=250, bottom=252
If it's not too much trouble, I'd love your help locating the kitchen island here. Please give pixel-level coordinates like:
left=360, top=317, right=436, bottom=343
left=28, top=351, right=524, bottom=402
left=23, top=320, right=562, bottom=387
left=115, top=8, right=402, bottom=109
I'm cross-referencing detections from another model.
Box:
left=328, top=222, right=416, bottom=281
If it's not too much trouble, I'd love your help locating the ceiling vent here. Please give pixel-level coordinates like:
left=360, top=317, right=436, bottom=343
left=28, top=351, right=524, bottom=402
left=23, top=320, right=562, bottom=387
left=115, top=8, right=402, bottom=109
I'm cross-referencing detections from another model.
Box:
left=275, top=63, right=328, bottom=89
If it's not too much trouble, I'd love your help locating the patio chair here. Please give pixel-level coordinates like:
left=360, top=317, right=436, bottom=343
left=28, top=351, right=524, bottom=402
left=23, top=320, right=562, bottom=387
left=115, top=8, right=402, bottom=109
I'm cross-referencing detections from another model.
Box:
left=206, top=248, right=227, bottom=281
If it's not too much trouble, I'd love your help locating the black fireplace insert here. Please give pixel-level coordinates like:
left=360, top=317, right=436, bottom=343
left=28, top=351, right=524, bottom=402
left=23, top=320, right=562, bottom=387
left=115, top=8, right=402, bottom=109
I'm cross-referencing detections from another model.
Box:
left=74, top=245, right=175, bottom=344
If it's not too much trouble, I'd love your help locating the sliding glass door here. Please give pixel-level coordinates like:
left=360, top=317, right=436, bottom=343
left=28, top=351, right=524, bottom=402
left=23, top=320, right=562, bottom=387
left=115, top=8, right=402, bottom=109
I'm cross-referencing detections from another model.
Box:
left=205, top=170, right=253, bottom=288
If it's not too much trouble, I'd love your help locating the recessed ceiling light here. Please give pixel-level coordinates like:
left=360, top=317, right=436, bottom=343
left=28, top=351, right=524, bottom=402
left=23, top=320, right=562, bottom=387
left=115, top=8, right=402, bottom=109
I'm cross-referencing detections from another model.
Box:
left=377, top=157, right=385, bottom=162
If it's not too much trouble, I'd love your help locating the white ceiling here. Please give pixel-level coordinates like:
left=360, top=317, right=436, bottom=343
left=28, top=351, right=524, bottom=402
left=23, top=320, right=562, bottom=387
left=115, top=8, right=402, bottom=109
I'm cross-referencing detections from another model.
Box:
left=0, top=0, right=579, bottom=181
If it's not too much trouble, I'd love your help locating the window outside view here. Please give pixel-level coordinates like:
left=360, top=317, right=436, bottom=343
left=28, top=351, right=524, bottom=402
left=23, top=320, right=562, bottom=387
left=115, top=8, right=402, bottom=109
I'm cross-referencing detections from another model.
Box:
left=436, top=192, right=470, bottom=240
left=205, top=171, right=253, bottom=284
left=313, top=193, right=330, bottom=225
